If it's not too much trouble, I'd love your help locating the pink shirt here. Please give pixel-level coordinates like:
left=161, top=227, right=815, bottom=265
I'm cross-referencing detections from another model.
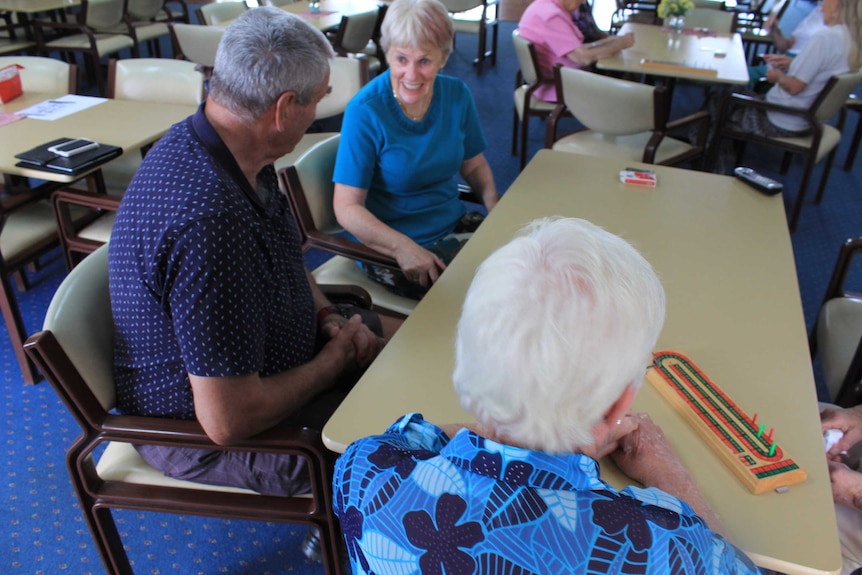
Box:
left=518, top=0, right=584, bottom=101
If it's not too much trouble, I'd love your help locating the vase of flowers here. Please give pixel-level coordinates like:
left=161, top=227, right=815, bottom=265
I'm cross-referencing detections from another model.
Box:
left=658, top=0, right=694, bottom=33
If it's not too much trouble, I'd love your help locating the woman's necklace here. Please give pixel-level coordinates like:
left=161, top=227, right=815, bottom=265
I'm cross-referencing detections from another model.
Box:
left=394, top=91, right=430, bottom=122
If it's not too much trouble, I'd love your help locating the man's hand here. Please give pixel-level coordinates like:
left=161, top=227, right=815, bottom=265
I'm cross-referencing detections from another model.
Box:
left=394, top=240, right=447, bottom=287
left=321, top=314, right=385, bottom=369
left=822, top=405, right=862, bottom=460
left=610, top=412, right=693, bottom=488
left=827, top=460, right=862, bottom=510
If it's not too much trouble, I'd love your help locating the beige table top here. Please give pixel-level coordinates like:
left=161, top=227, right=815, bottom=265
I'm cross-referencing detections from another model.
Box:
left=0, top=0, right=79, bottom=13
left=220, top=0, right=382, bottom=31
left=598, top=22, right=749, bottom=84
left=323, top=150, right=841, bottom=575
left=0, top=92, right=196, bottom=183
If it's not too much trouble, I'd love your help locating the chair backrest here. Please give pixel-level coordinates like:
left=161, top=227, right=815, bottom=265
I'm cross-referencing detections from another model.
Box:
left=512, top=28, right=544, bottom=86
left=677, top=7, right=736, bottom=33
left=171, top=22, right=223, bottom=67
left=333, top=10, right=378, bottom=54
left=264, top=0, right=295, bottom=5
left=315, top=56, right=369, bottom=120
left=813, top=70, right=862, bottom=124
left=0, top=55, right=76, bottom=93
left=197, top=1, right=247, bottom=25
left=84, top=0, right=128, bottom=29
left=108, top=58, right=205, bottom=105
left=127, top=0, right=168, bottom=21
left=440, top=0, right=484, bottom=14
left=556, top=66, right=659, bottom=135
left=285, top=135, right=343, bottom=240
left=41, top=244, right=116, bottom=412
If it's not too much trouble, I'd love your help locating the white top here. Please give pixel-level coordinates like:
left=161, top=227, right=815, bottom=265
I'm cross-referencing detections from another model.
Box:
left=766, top=24, right=852, bottom=132
left=789, top=5, right=826, bottom=55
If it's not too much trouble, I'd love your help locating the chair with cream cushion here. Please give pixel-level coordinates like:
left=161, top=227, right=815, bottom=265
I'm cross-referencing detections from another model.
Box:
left=672, top=7, right=737, bottom=33
left=32, top=0, right=138, bottom=96
left=0, top=11, right=35, bottom=56
left=0, top=55, right=77, bottom=94
left=279, top=135, right=416, bottom=317
left=196, top=0, right=248, bottom=25
left=810, top=237, right=862, bottom=407
left=23, top=244, right=350, bottom=575
left=53, top=58, right=205, bottom=269
left=707, top=69, right=862, bottom=232
left=170, top=21, right=223, bottom=75
left=511, top=29, right=559, bottom=171
left=115, top=0, right=174, bottom=58
left=274, top=56, right=369, bottom=172
left=331, top=9, right=382, bottom=75
left=546, top=66, right=708, bottom=167
left=440, top=0, right=498, bottom=74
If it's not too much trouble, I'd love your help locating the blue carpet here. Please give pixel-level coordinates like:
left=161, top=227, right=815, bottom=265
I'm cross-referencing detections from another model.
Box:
left=4, top=4, right=862, bottom=573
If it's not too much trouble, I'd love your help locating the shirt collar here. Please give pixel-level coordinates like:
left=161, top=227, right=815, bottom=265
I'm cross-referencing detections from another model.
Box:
left=440, top=428, right=607, bottom=492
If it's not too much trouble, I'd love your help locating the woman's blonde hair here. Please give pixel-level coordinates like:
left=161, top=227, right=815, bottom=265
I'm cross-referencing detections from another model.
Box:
left=380, top=0, right=454, bottom=57
left=841, top=0, right=862, bottom=68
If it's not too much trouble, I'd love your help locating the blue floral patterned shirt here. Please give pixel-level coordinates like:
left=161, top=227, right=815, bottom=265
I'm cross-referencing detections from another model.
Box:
left=333, top=413, right=762, bottom=575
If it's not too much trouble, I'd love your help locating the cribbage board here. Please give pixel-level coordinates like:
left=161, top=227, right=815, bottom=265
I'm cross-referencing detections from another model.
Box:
left=646, top=350, right=807, bottom=495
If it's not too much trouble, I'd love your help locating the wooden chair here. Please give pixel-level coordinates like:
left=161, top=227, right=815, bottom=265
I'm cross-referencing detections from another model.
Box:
left=0, top=54, right=77, bottom=94
left=275, top=56, right=369, bottom=171
left=53, top=58, right=206, bottom=269
left=546, top=65, right=709, bottom=167
left=331, top=9, right=382, bottom=75
left=840, top=94, right=862, bottom=171
left=0, top=10, right=36, bottom=56
left=440, top=0, right=499, bottom=74
left=23, top=244, right=348, bottom=575
left=673, top=7, right=737, bottom=33
left=707, top=70, right=862, bottom=232
left=32, top=0, right=138, bottom=96
left=511, top=29, right=559, bottom=171
left=196, top=1, right=248, bottom=26
left=809, top=237, right=862, bottom=407
left=610, top=0, right=658, bottom=32
left=278, top=135, right=417, bottom=317
left=119, top=0, right=174, bottom=58
left=169, top=21, right=223, bottom=76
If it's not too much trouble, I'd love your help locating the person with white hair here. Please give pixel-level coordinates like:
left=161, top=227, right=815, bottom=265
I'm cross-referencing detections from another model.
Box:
left=333, top=217, right=761, bottom=574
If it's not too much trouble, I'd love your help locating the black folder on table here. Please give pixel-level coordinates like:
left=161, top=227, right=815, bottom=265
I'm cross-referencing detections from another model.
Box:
left=14, top=137, right=123, bottom=176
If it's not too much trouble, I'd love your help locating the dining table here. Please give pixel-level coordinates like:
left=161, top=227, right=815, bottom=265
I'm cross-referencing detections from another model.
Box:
left=322, top=150, right=843, bottom=575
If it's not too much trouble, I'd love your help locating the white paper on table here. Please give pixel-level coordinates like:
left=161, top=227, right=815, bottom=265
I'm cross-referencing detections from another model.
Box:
left=16, top=94, right=107, bottom=121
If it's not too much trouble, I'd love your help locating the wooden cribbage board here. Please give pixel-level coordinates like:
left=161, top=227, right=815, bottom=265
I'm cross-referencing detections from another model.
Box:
left=639, top=59, right=719, bottom=77
left=646, top=350, right=807, bottom=495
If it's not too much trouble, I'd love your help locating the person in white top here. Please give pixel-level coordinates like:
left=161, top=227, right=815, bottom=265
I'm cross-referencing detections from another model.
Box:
left=707, top=0, right=861, bottom=172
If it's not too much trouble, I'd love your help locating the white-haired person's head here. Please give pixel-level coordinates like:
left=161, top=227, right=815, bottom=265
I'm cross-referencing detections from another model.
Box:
left=453, top=217, right=666, bottom=453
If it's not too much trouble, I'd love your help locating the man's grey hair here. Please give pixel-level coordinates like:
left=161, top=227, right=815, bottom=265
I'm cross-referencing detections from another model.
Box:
left=209, top=7, right=334, bottom=120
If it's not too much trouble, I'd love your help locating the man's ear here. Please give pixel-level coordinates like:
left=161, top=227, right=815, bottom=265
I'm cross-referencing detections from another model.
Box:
left=273, top=91, right=297, bottom=132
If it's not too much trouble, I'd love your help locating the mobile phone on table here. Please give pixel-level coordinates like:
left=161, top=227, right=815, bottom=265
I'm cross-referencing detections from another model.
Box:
left=47, top=138, right=99, bottom=158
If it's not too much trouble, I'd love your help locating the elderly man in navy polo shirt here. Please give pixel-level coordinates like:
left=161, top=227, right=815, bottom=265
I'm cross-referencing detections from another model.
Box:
left=108, top=7, right=399, bottom=498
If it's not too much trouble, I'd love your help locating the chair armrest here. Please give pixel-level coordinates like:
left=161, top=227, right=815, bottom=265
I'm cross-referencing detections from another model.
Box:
left=320, top=284, right=373, bottom=309
left=306, top=231, right=401, bottom=270
left=719, top=91, right=817, bottom=133
left=666, top=109, right=710, bottom=149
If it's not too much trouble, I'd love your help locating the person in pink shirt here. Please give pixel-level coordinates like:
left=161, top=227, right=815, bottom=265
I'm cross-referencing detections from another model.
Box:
left=518, top=0, right=634, bottom=101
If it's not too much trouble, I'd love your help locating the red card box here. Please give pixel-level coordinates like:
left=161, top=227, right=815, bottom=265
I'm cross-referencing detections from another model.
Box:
left=0, top=64, right=23, bottom=104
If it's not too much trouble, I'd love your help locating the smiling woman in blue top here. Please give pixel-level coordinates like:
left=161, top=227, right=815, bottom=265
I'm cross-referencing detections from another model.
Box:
left=333, top=0, right=500, bottom=300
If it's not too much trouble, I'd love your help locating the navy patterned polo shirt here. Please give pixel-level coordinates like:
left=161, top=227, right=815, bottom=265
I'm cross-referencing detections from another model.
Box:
left=108, top=105, right=315, bottom=419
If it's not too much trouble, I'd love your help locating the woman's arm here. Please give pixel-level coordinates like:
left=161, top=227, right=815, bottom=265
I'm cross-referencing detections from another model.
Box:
left=333, top=183, right=446, bottom=286
left=460, top=153, right=500, bottom=212
left=567, top=33, right=635, bottom=67
left=765, top=65, right=807, bottom=95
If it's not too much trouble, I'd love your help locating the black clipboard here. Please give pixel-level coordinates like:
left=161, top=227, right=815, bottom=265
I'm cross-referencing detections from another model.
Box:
left=15, top=137, right=123, bottom=175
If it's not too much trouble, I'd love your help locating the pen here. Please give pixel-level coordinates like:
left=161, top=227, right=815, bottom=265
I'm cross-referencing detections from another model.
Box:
left=48, top=100, right=73, bottom=104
